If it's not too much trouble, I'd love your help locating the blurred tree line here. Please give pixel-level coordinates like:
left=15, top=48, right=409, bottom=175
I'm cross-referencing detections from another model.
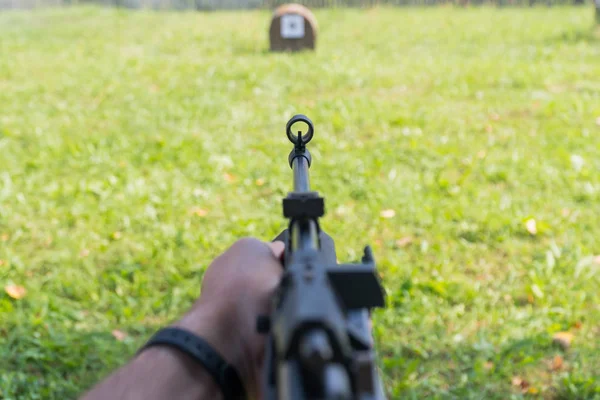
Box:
left=52, top=0, right=593, bottom=8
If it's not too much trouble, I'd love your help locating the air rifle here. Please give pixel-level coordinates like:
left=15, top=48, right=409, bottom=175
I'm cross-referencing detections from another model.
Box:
left=258, top=115, right=387, bottom=400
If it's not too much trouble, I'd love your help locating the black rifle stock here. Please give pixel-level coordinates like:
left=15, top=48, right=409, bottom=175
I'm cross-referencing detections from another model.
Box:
left=257, top=115, right=387, bottom=400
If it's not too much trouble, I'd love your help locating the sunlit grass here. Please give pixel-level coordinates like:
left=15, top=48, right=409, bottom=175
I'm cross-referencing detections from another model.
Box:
left=1, top=5, right=599, bottom=399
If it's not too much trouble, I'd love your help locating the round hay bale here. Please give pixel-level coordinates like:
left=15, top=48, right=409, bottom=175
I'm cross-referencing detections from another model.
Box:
left=269, top=3, right=318, bottom=52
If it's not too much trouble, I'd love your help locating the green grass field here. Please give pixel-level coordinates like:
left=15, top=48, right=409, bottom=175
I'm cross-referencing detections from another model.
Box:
left=1, top=5, right=600, bottom=399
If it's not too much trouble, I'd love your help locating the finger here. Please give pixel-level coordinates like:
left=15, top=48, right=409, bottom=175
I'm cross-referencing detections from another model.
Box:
left=267, top=240, right=285, bottom=260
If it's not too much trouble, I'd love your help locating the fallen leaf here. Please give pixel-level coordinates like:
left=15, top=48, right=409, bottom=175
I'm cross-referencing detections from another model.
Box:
left=553, top=331, right=574, bottom=349
left=511, top=376, right=530, bottom=391
left=111, top=231, right=122, bottom=240
left=387, top=168, right=397, bottom=181
left=483, top=361, right=494, bottom=371
left=5, top=284, right=26, bottom=300
left=224, top=173, right=236, bottom=183
left=525, top=218, right=537, bottom=235
left=551, top=355, right=564, bottom=371
left=531, top=283, right=544, bottom=299
left=334, top=205, right=352, bottom=216
left=255, top=178, right=265, bottom=186
left=570, top=154, right=584, bottom=172
left=79, top=249, right=90, bottom=257
left=0, top=233, right=8, bottom=241
left=111, top=329, right=127, bottom=341
left=573, top=321, right=583, bottom=329
left=193, top=188, right=207, bottom=197
left=511, top=376, right=523, bottom=387
left=548, top=84, right=567, bottom=94
left=190, top=207, right=208, bottom=217
left=395, top=237, right=413, bottom=247
left=380, top=209, right=395, bottom=218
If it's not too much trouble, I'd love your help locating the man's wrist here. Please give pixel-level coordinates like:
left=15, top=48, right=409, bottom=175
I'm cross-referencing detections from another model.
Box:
left=136, top=346, right=224, bottom=400
left=171, top=304, right=254, bottom=398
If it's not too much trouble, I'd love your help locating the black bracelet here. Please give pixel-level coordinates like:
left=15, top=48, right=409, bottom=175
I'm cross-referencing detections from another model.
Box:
left=139, top=327, right=246, bottom=400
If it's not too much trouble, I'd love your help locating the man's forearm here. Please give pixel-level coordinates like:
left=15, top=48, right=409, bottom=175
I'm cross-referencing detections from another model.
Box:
left=80, top=346, right=223, bottom=400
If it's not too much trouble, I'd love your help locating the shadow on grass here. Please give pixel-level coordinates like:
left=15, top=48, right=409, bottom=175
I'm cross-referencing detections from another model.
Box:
left=380, top=332, right=600, bottom=399
left=0, top=324, right=156, bottom=400
left=546, top=27, right=600, bottom=45
left=2, top=321, right=599, bottom=399
left=229, top=42, right=318, bottom=57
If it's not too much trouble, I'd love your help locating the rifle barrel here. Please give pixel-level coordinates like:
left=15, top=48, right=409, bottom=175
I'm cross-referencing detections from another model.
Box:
left=292, top=156, right=310, bottom=193
left=290, top=156, right=319, bottom=252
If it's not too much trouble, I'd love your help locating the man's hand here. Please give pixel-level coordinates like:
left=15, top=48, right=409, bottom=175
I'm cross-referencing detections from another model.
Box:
left=174, top=238, right=285, bottom=400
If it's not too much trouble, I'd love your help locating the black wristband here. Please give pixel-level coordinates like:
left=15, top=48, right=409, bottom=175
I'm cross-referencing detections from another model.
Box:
left=139, top=327, right=246, bottom=400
